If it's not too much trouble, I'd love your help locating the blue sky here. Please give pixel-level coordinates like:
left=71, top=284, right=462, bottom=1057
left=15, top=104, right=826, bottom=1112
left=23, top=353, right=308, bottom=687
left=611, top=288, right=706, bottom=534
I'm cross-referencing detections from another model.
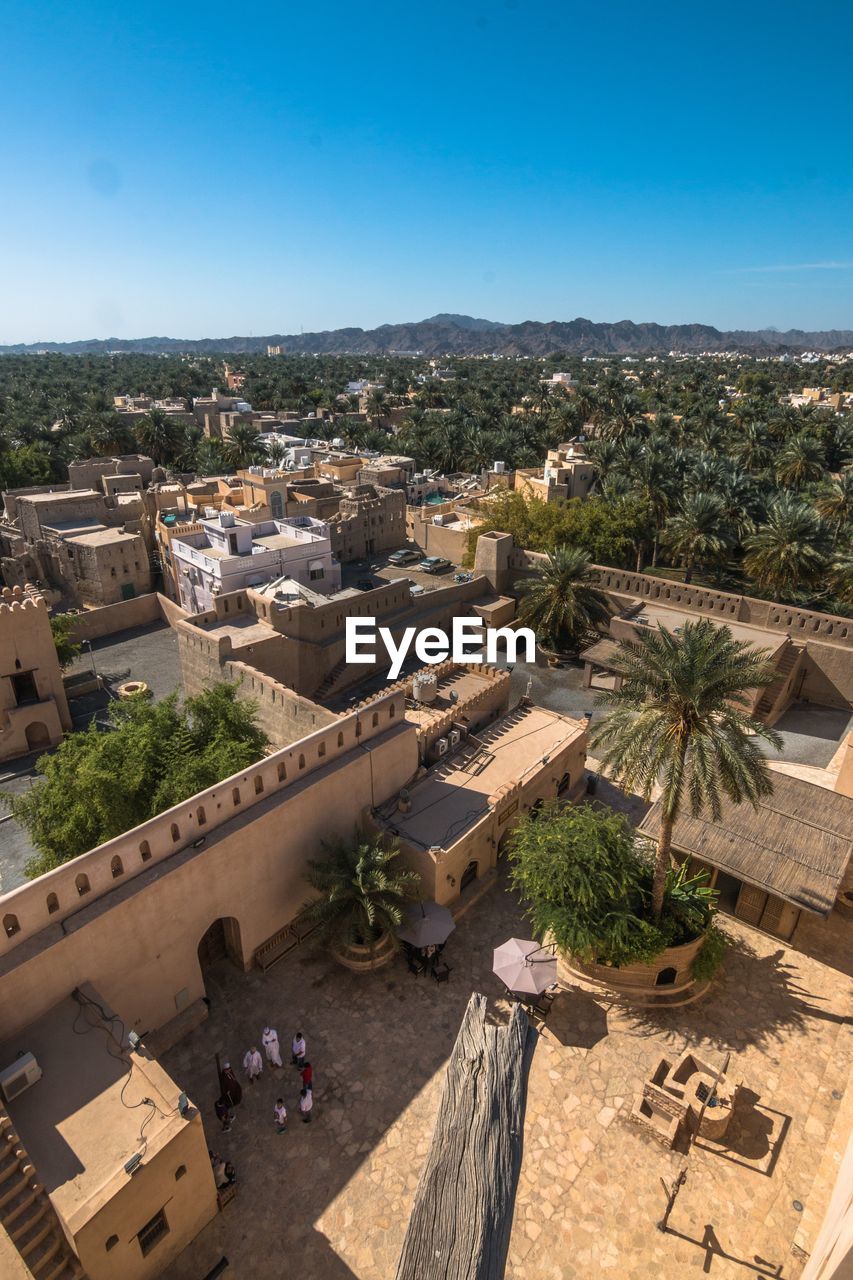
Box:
left=3, top=1, right=852, bottom=342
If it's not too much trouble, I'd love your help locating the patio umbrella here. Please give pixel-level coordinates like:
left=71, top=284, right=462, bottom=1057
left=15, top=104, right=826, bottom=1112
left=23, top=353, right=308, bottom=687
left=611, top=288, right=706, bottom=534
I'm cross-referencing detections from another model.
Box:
left=398, top=901, right=456, bottom=948
left=493, top=938, right=557, bottom=995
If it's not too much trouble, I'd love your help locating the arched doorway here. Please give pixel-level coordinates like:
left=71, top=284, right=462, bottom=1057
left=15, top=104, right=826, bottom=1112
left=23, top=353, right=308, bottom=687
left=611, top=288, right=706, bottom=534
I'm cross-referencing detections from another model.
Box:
left=25, top=722, right=51, bottom=750
left=197, top=917, right=244, bottom=974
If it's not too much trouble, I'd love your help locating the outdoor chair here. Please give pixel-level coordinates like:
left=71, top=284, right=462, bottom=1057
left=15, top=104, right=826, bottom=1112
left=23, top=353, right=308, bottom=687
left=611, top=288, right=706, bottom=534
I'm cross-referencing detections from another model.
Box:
left=406, top=952, right=426, bottom=976
left=431, top=962, right=451, bottom=984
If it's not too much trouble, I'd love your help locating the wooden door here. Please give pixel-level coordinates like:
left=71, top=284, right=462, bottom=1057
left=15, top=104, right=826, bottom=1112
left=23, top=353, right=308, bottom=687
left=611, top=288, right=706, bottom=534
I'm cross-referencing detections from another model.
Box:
left=734, top=883, right=767, bottom=926
left=759, top=896, right=800, bottom=941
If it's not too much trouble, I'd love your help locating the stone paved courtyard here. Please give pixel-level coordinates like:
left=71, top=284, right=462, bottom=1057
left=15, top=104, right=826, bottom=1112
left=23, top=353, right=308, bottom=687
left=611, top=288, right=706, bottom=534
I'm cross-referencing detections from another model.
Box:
left=160, top=875, right=851, bottom=1280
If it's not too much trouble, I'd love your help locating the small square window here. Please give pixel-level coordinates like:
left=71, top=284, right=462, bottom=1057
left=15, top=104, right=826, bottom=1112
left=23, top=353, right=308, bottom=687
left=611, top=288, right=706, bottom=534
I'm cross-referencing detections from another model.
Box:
left=137, top=1209, right=169, bottom=1257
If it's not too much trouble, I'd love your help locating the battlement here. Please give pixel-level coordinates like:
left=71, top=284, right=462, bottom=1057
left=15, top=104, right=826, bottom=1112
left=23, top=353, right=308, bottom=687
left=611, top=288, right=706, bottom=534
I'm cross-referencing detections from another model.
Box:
left=0, top=584, right=47, bottom=616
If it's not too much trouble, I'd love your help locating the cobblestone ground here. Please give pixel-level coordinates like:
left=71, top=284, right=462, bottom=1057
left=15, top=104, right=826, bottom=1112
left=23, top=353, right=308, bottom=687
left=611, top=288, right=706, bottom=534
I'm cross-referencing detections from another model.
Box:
left=161, top=878, right=851, bottom=1280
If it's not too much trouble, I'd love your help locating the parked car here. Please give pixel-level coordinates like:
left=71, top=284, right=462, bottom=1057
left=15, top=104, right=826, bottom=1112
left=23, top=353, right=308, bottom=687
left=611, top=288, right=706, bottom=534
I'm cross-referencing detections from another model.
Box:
left=355, top=578, right=375, bottom=591
left=420, top=556, right=452, bottom=574
left=409, top=581, right=425, bottom=597
left=387, top=548, right=422, bottom=565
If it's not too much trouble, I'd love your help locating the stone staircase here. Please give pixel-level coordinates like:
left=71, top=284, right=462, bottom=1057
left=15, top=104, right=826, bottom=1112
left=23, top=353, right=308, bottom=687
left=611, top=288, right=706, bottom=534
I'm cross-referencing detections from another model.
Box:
left=756, top=641, right=804, bottom=723
left=0, top=1110, right=86, bottom=1280
left=312, top=656, right=352, bottom=703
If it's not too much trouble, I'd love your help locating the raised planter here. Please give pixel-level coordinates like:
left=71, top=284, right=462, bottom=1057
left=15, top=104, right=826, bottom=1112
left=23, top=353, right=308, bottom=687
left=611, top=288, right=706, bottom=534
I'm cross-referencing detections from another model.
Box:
left=331, top=931, right=396, bottom=972
left=557, top=931, right=706, bottom=998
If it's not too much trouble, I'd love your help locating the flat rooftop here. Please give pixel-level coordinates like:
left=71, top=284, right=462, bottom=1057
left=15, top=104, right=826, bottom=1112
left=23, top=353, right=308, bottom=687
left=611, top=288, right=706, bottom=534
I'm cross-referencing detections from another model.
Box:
left=628, top=602, right=786, bottom=653
left=389, top=703, right=585, bottom=850
left=251, top=532, right=306, bottom=551
left=0, top=987, right=189, bottom=1232
left=404, top=668, right=502, bottom=730
left=21, top=489, right=102, bottom=503
left=64, top=527, right=138, bottom=547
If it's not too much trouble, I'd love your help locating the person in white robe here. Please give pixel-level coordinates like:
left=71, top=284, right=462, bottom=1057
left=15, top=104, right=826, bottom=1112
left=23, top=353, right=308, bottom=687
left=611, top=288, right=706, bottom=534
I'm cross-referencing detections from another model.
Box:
left=262, top=1025, right=282, bottom=1067
left=243, top=1045, right=263, bottom=1083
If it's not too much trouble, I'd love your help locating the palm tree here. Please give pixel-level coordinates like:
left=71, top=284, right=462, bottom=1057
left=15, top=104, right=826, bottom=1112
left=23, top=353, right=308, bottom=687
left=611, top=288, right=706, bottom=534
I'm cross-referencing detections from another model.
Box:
left=134, top=408, right=180, bottom=464
left=775, top=432, right=825, bottom=490
left=829, top=550, right=853, bottom=609
left=224, top=423, right=266, bottom=470
left=815, top=468, right=853, bottom=547
left=590, top=620, right=781, bottom=918
left=515, top=545, right=611, bottom=653
left=366, top=388, right=388, bottom=428
left=302, top=835, right=421, bottom=955
left=266, top=438, right=288, bottom=469
left=743, top=494, right=828, bottom=601
left=662, top=492, right=731, bottom=584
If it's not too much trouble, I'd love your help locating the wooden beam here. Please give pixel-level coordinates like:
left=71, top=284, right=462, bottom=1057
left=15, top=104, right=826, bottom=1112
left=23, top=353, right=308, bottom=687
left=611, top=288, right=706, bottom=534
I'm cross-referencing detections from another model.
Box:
left=395, top=992, right=533, bottom=1280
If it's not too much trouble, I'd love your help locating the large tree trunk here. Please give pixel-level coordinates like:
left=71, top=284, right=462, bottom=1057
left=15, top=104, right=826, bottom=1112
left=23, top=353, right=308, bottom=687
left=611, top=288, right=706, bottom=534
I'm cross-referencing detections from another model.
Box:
left=395, top=994, right=533, bottom=1280
left=653, top=816, right=675, bottom=920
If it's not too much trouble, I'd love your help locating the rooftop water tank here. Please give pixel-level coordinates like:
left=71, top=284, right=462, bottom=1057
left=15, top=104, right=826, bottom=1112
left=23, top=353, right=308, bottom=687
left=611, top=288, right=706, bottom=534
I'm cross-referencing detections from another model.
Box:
left=412, top=671, right=438, bottom=704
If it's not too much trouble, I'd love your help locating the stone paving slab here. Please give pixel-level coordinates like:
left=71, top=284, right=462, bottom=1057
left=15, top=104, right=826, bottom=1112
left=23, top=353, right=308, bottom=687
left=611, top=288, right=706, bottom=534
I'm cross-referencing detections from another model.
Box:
left=159, top=876, right=851, bottom=1280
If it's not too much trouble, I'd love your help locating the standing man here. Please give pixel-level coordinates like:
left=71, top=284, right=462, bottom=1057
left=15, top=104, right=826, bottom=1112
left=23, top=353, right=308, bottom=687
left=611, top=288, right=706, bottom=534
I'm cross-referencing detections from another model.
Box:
left=301, top=1061, right=313, bottom=1093
left=299, top=1087, right=313, bottom=1124
left=243, top=1045, right=263, bottom=1085
left=219, top=1061, right=243, bottom=1110
left=292, top=1030, right=306, bottom=1067
left=262, top=1025, right=282, bottom=1068
left=274, top=1099, right=287, bottom=1133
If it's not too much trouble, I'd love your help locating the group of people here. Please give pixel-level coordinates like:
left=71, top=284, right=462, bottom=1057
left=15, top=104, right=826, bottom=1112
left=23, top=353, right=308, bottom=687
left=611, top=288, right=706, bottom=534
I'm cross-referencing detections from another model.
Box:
left=215, top=1025, right=315, bottom=1138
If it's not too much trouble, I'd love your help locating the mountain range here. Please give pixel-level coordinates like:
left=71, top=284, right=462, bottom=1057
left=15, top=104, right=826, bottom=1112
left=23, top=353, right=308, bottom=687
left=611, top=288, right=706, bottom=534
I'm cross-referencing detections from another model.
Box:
left=4, top=314, right=853, bottom=357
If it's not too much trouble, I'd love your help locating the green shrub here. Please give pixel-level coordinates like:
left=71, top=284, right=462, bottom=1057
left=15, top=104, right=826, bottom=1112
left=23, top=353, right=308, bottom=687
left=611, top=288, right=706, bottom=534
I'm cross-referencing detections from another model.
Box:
left=692, top=924, right=728, bottom=982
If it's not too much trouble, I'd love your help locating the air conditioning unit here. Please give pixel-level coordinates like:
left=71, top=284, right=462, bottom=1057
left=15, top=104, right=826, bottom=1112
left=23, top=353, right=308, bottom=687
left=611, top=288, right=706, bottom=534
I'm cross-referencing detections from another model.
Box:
left=0, top=1053, right=42, bottom=1103
left=435, top=737, right=449, bottom=757
left=448, top=728, right=462, bottom=749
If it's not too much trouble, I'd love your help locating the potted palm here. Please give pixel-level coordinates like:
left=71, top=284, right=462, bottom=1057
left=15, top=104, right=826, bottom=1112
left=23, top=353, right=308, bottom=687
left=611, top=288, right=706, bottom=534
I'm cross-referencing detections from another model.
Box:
left=515, top=544, right=611, bottom=665
left=302, top=835, right=421, bottom=971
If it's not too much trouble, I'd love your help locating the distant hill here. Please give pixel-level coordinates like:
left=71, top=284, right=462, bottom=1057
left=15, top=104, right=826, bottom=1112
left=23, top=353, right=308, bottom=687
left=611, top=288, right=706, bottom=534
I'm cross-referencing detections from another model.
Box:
left=3, top=315, right=853, bottom=357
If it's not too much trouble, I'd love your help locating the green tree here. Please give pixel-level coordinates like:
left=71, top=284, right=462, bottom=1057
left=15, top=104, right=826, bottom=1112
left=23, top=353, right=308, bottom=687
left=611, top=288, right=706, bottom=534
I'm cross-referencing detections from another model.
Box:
left=775, top=432, right=825, bottom=490
left=50, top=614, right=81, bottom=670
left=515, top=545, right=611, bottom=652
left=9, top=684, right=268, bottom=875
left=590, top=619, right=781, bottom=919
left=224, top=423, right=266, bottom=469
left=134, top=408, right=181, bottom=464
left=506, top=802, right=716, bottom=966
left=815, top=468, right=853, bottom=547
left=743, top=493, right=829, bottom=600
left=302, top=835, right=421, bottom=953
left=662, top=492, right=731, bottom=583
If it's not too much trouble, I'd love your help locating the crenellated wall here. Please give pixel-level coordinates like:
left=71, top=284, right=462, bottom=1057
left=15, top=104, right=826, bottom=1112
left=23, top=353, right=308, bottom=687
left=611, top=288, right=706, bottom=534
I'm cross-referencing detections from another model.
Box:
left=0, top=693, right=406, bottom=959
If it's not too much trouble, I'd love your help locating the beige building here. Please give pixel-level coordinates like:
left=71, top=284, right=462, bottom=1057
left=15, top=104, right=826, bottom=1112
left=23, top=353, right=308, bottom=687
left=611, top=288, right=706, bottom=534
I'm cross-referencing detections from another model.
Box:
left=0, top=986, right=215, bottom=1280
left=330, top=483, right=406, bottom=561
left=61, top=527, right=153, bottom=606
left=514, top=441, right=595, bottom=505
left=0, top=585, right=71, bottom=760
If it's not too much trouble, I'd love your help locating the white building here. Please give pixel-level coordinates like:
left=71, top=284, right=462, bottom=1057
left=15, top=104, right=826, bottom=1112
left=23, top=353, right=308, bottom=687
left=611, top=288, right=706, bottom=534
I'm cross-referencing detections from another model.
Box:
left=171, top=511, right=341, bottom=613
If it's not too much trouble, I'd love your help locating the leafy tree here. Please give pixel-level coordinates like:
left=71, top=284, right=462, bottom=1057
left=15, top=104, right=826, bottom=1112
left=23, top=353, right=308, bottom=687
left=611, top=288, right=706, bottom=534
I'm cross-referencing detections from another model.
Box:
left=224, top=423, right=266, bottom=470
left=515, top=545, right=611, bottom=652
left=9, top=683, right=268, bottom=875
left=134, top=408, right=181, bottom=464
left=302, top=835, right=421, bottom=952
left=506, top=802, right=715, bottom=967
left=50, top=614, right=81, bottom=670
left=775, top=432, right=825, bottom=490
left=743, top=493, right=829, bottom=600
left=590, top=619, right=781, bottom=919
left=815, top=468, right=853, bottom=547
left=662, top=492, right=731, bottom=583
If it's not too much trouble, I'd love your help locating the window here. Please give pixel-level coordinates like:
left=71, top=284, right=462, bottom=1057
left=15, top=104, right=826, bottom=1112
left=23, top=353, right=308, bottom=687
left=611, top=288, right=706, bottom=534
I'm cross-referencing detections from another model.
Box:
left=105, top=1234, right=119, bottom=1252
left=372, top=712, right=379, bottom=727
left=174, top=1165, right=187, bottom=1181
left=137, top=1209, right=169, bottom=1257
left=3, top=914, right=20, bottom=938
left=75, top=874, right=90, bottom=896
left=170, top=823, right=180, bottom=843
left=277, top=763, right=286, bottom=782
left=318, top=742, right=326, bottom=758
left=110, top=856, right=123, bottom=878
left=298, top=753, right=305, bottom=769
left=232, top=787, right=241, bottom=806
left=11, top=672, right=38, bottom=706
left=46, top=893, right=59, bottom=914
left=337, top=732, right=344, bottom=747
left=254, top=776, right=264, bottom=795
left=140, top=841, right=151, bottom=862
left=309, top=568, right=324, bottom=581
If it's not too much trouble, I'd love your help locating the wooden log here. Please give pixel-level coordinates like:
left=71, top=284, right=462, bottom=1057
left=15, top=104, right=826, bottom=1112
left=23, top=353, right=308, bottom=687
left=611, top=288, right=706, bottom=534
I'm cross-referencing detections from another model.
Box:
left=395, top=992, right=533, bottom=1280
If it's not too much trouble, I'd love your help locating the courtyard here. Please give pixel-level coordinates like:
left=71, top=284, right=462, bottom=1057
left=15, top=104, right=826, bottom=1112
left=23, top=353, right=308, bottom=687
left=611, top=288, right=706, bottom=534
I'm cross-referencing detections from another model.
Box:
left=160, top=869, right=852, bottom=1280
